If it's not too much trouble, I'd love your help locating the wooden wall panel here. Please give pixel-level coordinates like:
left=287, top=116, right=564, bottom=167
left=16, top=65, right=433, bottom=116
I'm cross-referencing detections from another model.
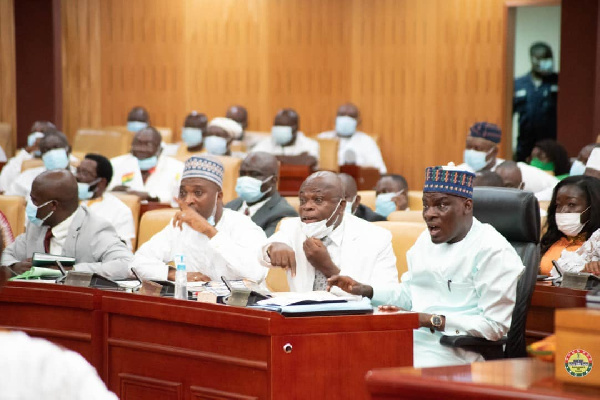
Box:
left=0, top=0, right=16, bottom=155
left=61, top=0, right=506, bottom=187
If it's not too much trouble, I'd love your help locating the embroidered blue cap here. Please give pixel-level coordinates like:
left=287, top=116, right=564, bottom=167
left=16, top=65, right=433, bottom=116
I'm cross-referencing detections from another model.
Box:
left=182, top=155, right=224, bottom=189
left=469, top=122, right=502, bottom=144
left=423, top=165, right=475, bottom=199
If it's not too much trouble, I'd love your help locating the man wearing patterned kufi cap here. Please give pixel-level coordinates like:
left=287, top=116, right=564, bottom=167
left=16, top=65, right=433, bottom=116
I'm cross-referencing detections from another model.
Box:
left=329, top=164, right=525, bottom=368
left=132, top=155, right=268, bottom=283
left=456, top=121, right=558, bottom=196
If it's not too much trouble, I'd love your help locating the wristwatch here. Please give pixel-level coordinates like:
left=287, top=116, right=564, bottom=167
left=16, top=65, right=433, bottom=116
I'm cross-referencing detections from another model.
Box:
left=430, top=314, right=444, bottom=333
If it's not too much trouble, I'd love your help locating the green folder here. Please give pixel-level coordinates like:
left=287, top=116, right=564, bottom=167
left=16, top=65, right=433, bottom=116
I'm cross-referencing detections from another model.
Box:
left=10, top=267, right=63, bottom=281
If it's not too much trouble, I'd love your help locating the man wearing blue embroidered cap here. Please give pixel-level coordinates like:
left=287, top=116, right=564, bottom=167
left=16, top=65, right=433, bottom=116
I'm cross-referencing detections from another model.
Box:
left=253, top=108, right=319, bottom=168
left=329, top=165, right=524, bottom=367
left=225, top=152, right=297, bottom=237
left=132, top=155, right=268, bottom=283
left=317, top=103, right=387, bottom=174
left=6, top=131, right=78, bottom=198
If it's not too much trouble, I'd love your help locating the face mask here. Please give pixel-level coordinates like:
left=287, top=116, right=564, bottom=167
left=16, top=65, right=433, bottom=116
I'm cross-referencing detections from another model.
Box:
left=464, top=148, right=493, bottom=172
left=570, top=160, right=586, bottom=176
left=138, top=155, right=158, bottom=171
left=42, top=148, right=69, bottom=170
left=27, top=131, right=44, bottom=148
left=77, top=179, right=100, bottom=201
left=235, top=176, right=273, bottom=203
left=207, top=193, right=219, bottom=226
left=204, top=136, right=228, bottom=155
left=181, top=127, right=203, bottom=147
left=301, top=199, right=343, bottom=239
left=26, top=198, right=54, bottom=227
left=272, top=126, right=293, bottom=145
left=555, top=207, right=589, bottom=237
left=127, top=121, right=148, bottom=132
left=375, top=192, right=400, bottom=217
left=344, top=196, right=356, bottom=215
left=335, top=116, right=357, bottom=137
left=538, top=59, right=553, bottom=72
left=530, top=157, right=554, bottom=172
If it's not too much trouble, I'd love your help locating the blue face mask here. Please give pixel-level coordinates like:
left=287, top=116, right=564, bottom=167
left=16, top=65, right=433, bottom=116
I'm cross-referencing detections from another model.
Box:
left=538, top=59, right=553, bottom=72
left=272, top=126, right=293, bottom=145
left=344, top=196, right=356, bottom=214
left=570, top=160, right=586, bottom=176
left=138, top=155, right=158, bottom=171
left=77, top=179, right=100, bottom=201
left=464, top=148, right=492, bottom=172
left=42, top=148, right=69, bottom=170
left=204, top=136, right=228, bottom=155
left=27, top=131, right=44, bottom=148
left=127, top=121, right=148, bottom=132
left=26, top=198, right=54, bottom=227
left=235, top=176, right=273, bottom=203
left=181, top=127, right=203, bottom=147
left=335, top=116, right=357, bottom=137
left=375, top=192, right=399, bottom=217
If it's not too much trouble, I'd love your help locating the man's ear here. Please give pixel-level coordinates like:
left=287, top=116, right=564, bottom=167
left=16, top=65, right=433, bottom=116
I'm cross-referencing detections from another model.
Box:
left=356, top=194, right=362, bottom=205
left=97, top=178, right=108, bottom=192
left=464, top=198, right=473, bottom=214
left=217, top=190, right=224, bottom=201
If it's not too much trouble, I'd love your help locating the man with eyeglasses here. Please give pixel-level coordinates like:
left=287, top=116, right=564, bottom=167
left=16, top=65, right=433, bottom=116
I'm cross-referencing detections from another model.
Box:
left=109, top=126, right=184, bottom=203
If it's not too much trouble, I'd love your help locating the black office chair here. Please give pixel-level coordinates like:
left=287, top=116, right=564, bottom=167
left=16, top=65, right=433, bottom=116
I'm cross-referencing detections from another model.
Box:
left=440, top=187, right=540, bottom=359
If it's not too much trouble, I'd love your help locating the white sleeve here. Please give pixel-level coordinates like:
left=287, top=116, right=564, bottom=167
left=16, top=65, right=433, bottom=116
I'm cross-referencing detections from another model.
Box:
left=113, top=204, right=136, bottom=250
left=259, top=219, right=296, bottom=267
left=365, top=137, right=387, bottom=174
left=557, top=230, right=600, bottom=273
left=131, top=223, right=174, bottom=280
left=0, top=150, right=30, bottom=192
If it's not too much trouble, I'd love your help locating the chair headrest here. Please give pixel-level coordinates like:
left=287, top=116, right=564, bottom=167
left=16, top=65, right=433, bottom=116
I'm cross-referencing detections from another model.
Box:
left=472, top=187, right=540, bottom=244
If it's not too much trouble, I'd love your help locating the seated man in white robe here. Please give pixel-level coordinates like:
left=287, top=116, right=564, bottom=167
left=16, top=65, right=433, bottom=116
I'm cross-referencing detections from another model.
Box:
left=317, top=103, right=387, bottom=174
left=76, top=153, right=136, bottom=250
left=132, top=155, right=268, bottom=283
left=109, top=126, right=184, bottom=203
left=2, top=170, right=133, bottom=280
left=6, top=130, right=78, bottom=198
left=458, top=121, right=558, bottom=195
left=328, top=165, right=524, bottom=368
left=260, top=171, right=398, bottom=292
left=253, top=108, right=319, bottom=168
left=0, top=120, right=57, bottom=193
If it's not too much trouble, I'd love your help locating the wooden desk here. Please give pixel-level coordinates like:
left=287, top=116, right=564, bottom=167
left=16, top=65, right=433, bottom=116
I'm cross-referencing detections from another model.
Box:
left=366, top=358, right=600, bottom=399
left=526, top=283, right=587, bottom=343
left=278, top=164, right=312, bottom=196
left=0, top=282, right=418, bottom=399
left=340, top=164, right=380, bottom=190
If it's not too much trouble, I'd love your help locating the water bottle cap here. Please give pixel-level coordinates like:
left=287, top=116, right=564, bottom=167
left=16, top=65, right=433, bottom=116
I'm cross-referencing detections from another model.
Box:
left=176, top=264, right=186, bottom=271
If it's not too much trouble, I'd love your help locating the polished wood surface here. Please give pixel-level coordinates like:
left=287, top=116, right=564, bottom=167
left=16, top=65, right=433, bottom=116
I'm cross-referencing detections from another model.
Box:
left=367, top=358, right=600, bottom=400
left=0, top=281, right=418, bottom=399
left=525, top=283, right=587, bottom=343
left=278, top=163, right=312, bottom=196
left=0, top=0, right=16, bottom=149
left=58, top=0, right=507, bottom=188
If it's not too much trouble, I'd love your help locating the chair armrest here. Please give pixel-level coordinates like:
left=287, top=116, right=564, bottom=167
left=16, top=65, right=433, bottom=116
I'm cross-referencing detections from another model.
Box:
left=440, top=335, right=507, bottom=360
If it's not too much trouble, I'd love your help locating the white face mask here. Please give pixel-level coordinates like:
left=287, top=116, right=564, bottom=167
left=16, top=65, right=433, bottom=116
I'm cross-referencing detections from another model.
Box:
left=555, top=207, right=589, bottom=237
left=570, top=160, right=586, bottom=176
left=301, top=199, right=343, bottom=239
left=344, top=196, right=356, bottom=215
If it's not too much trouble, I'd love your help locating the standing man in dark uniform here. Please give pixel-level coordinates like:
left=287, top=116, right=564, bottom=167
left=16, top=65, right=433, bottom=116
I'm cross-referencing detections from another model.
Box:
left=513, top=42, right=559, bottom=162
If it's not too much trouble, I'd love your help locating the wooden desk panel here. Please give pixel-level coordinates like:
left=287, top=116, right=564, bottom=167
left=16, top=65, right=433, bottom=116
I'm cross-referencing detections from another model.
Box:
left=0, top=282, right=418, bottom=400
left=367, top=358, right=600, bottom=400
left=526, top=283, right=587, bottom=343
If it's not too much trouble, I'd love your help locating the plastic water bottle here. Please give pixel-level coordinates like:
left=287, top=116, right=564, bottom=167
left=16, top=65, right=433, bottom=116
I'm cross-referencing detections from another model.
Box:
left=174, top=254, right=187, bottom=300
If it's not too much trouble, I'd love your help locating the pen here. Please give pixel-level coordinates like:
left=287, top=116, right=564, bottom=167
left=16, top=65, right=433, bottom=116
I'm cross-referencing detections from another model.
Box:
left=447, top=280, right=452, bottom=292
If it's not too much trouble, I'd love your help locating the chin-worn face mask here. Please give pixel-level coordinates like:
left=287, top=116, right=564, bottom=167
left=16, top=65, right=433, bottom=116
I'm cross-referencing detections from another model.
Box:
left=464, top=148, right=493, bottom=172
left=42, top=148, right=70, bottom=170
left=26, top=198, right=54, bottom=227
left=181, top=127, right=203, bottom=147
left=344, top=196, right=356, bottom=215
left=300, top=199, right=343, bottom=239
left=530, top=157, right=554, bottom=172
left=137, top=155, right=158, bottom=171
left=570, top=160, right=586, bottom=176
left=207, top=192, right=219, bottom=226
left=335, top=116, right=357, bottom=137
left=272, top=126, right=293, bottom=145
left=204, top=136, right=228, bottom=155
left=555, top=206, right=589, bottom=237
left=127, top=121, right=148, bottom=133
left=235, top=176, right=273, bottom=203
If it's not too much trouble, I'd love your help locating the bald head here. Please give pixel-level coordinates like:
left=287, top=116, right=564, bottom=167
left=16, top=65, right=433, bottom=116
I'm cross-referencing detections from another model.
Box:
left=299, top=171, right=346, bottom=226
left=226, top=105, right=248, bottom=129
left=127, top=106, right=150, bottom=123
left=473, top=170, right=504, bottom=187
left=337, top=103, right=360, bottom=120
left=301, top=171, right=344, bottom=199
left=338, top=173, right=357, bottom=198
left=30, top=170, right=79, bottom=227
left=495, top=161, right=523, bottom=189
left=184, top=111, right=208, bottom=129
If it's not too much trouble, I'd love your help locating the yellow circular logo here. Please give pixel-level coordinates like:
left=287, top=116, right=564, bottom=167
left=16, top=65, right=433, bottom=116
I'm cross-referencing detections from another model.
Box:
left=565, top=349, right=593, bottom=377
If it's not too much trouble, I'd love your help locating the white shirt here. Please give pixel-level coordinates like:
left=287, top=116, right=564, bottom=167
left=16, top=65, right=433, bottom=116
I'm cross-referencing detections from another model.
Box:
left=132, top=208, right=268, bottom=283
left=0, top=149, right=34, bottom=192
left=6, top=158, right=79, bottom=198
left=83, top=192, right=136, bottom=250
left=252, top=132, right=319, bottom=159
left=317, top=130, right=387, bottom=174
left=0, top=330, right=117, bottom=399
left=457, top=157, right=558, bottom=195
left=48, top=209, right=78, bottom=255
left=372, top=218, right=524, bottom=368
left=261, top=214, right=398, bottom=292
left=241, top=197, right=270, bottom=217
left=108, top=154, right=184, bottom=203
left=555, top=229, right=600, bottom=276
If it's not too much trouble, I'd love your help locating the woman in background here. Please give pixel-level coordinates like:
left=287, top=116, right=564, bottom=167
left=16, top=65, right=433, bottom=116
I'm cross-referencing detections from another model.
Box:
left=529, top=139, right=571, bottom=180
